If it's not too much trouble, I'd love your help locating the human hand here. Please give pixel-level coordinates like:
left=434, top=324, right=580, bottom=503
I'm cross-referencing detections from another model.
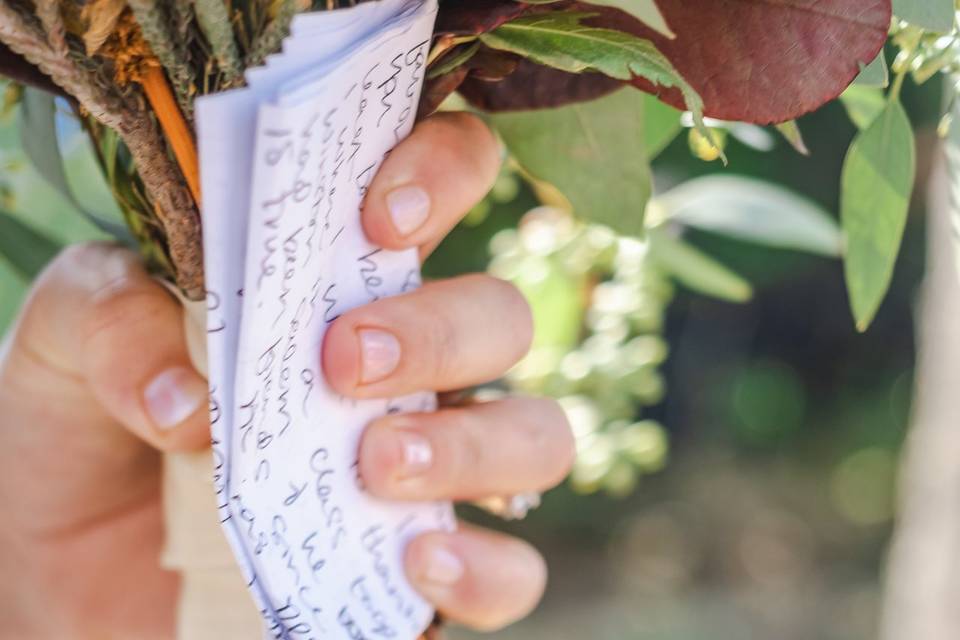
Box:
left=0, top=111, right=574, bottom=638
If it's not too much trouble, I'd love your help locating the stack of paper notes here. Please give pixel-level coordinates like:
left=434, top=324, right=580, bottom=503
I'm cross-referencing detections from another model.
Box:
left=195, top=0, right=454, bottom=637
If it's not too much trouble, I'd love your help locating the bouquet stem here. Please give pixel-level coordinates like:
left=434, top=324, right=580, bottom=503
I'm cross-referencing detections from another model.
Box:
left=140, top=65, right=200, bottom=204
left=0, top=0, right=205, bottom=299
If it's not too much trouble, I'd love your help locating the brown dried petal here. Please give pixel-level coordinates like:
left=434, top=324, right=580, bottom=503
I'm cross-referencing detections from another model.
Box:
left=82, top=0, right=128, bottom=55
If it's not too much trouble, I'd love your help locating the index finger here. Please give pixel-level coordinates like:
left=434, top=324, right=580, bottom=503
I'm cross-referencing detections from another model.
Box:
left=361, top=111, right=501, bottom=260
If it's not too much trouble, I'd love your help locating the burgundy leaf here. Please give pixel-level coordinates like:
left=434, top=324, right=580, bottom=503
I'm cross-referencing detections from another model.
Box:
left=434, top=0, right=529, bottom=36
left=419, top=64, right=470, bottom=117
left=466, top=47, right=520, bottom=81
left=459, top=56, right=620, bottom=111
left=421, top=46, right=522, bottom=115
left=438, top=0, right=891, bottom=124
left=612, top=0, right=891, bottom=124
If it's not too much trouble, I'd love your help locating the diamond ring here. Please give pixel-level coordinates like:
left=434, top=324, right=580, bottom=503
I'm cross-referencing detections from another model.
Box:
left=475, top=492, right=542, bottom=521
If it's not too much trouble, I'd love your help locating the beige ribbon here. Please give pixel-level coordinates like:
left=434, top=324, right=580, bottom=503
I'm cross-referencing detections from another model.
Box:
left=161, top=295, right=263, bottom=639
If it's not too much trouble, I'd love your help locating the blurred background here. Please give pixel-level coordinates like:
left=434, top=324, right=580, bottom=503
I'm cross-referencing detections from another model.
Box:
left=0, top=75, right=945, bottom=639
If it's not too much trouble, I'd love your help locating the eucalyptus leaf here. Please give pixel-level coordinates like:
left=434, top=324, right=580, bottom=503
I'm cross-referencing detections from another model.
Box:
left=652, top=175, right=841, bottom=257
left=19, top=88, right=131, bottom=241
left=0, top=208, right=62, bottom=280
left=646, top=229, right=752, bottom=303
left=643, top=93, right=682, bottom=158
left=589, top=0, right=674, bottom=37
left=481, top=12, right=706, bottom=128
left=774, top=120, right=810, bottom=155
left=839, top=85, right=886, bottom=130
left=892, top=0, right=955, bottom=32
left=854, top=50, right=889, bottom=88
left=944, top=88, right=960, bottom=281
left=493, top=88, right=652, bottom=236
left=841, top=98, right=916, bottom=331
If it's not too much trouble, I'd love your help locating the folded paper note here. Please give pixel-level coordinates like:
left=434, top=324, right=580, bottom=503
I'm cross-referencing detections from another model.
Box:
left=195, top=1, right=454, bottom=637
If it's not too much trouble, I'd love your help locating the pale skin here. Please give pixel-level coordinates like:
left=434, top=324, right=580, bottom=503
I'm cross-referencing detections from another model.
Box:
left=0, top=111, right=576, bottom=638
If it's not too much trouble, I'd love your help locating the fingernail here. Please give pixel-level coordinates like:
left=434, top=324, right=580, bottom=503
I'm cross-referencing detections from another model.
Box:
left=358, top=328, right=401, bottom=384
left=396, top=430, right=433, bottom=478
left=386, top=185, right=430, bottom=236
left=144, top=367, right=206, bottom=429
left=423, top=546, right=465, bottom=586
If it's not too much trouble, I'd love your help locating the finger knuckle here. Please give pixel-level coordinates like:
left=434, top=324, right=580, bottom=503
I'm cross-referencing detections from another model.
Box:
left=466, top=546, right=547, bottom=632
left=426, top=112, right=501, bottom=178
left=82, top=278, right=170, bottom=353
left=514, top=397, right=575, bottom=486
left=12, top=243, right=142, bottom=368
left=488, top=276, right=533, bottom=358
left=37, top=242, right=129, bottom=293
left=448, top=410, right=485, bottom=486
left=427, top=306, right=461, bottom=382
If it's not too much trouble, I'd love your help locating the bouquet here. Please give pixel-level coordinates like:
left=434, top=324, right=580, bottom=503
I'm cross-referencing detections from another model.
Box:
left=0, top=0, right=891, bottom=302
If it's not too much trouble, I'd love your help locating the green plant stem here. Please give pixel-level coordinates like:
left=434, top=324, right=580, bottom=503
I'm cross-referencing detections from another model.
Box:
left=245, top=0, right=297, bottom=67
left=0, top=0, right=205, bottom=298
left=195, top=0, right=245, bottom=87
left=128, top=0, right=196, bottom=120
left=890, top=70, right=907, bottom=102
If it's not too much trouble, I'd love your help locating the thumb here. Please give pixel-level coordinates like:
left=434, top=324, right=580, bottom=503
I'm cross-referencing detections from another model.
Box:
left=5, top=242, right=210, bottom=452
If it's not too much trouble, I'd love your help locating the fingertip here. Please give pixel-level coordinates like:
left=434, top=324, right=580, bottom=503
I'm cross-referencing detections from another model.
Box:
left=141, top=365, right=212, bottom=451
left=358, top=416, right=407, bottom=492
left=404, top=531, right=467, bottom=598
left=321, top=317, right=362, bottom=395
left=362, top=112, right=501, bottom=252
left=491, top=275, right=534, bottom=361
left=362, top=184, right=432, bottom=250
left=406, top=527, right=547, bottom=632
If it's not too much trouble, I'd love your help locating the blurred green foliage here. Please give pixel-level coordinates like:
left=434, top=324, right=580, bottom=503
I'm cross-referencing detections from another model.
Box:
left=446, top=77, right=935, bottom=638
left=0, top=91, right=114, bottom=329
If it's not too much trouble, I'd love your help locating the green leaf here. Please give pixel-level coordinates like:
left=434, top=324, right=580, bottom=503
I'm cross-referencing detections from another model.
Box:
left=839, top=85, right=887, bottom=130
left=427, top=41, right=481, bottom=79
left=493, top=88, right=652, bottom=236
left=943, top=88, right=960, bottom=280
left=841, top=98, right=916, bottom=331
left=646, top=229, right=752, bottom=303
left=0, top=208, right=62, bottom=280
left=481, top=12, right=706, bottom=129
left=589, top=0, right=674, bottom=38
left=643, top=93, right=682, bottom=158
left=893, top=0, right=955, bottom=32
left=19, top=88, right=131, bottom=241
left=854, top=50, right=889, bottom=88
left=774, top=120, right=810, bottom=155
left=652, top=175, right=842, bottom=257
